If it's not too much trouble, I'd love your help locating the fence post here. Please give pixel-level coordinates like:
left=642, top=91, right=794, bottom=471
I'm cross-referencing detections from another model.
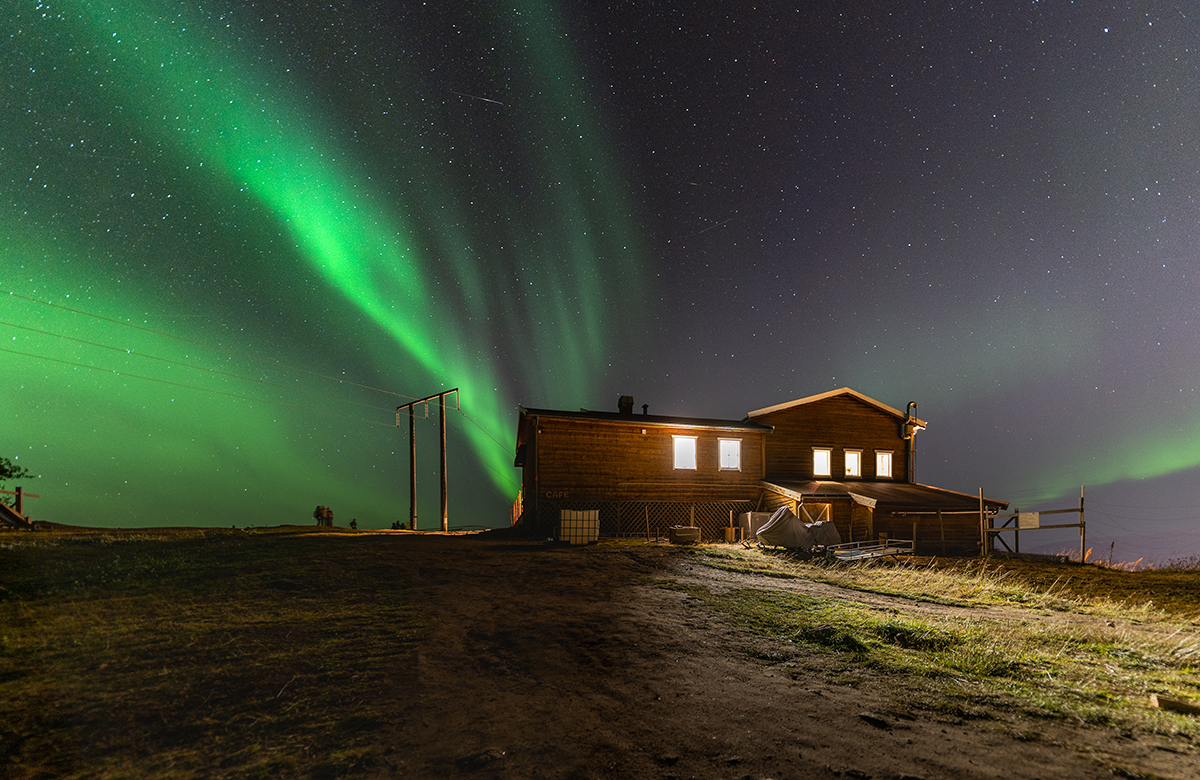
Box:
left=1015, top=506, right=1020, bottom=554
left=978, top=488, right=986, bottom=557
left=938, top=509, right=945, bottom=555
left=1079, top=485, right=1086, bottom=562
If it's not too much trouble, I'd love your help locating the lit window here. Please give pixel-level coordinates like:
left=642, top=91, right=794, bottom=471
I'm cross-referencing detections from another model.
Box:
left=813, top=447, right=831, bottom=477
left=719, top=439, right=741, bottom=470
left=845, top=449, right=862, bottom=477
left=673, top=436, right=697, bottom=470
left=876, top=451, right=893, bottom=479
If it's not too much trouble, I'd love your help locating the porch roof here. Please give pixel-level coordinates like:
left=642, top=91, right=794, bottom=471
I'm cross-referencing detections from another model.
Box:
left=762, top=479, right=1008, bottom=512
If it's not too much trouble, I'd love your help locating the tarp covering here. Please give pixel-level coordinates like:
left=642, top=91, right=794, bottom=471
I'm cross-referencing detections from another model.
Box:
left=755, top=507, right=843, bottom=548
left=755, top=506, right=816, bottom=548
left=807, top=520, right=841, bottom=546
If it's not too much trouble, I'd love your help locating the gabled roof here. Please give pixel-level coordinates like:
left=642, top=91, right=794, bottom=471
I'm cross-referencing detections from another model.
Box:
left=762, top=479, right=1007, bottom=511
left=747, top=387, right=928, bottom=428
left=515, top=406, right=771, bottom=467
left=519, top=406, right=772, bottom=432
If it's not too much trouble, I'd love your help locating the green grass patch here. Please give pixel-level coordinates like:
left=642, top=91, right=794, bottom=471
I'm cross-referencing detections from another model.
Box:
left=666, top=547, right=1200, bottom=736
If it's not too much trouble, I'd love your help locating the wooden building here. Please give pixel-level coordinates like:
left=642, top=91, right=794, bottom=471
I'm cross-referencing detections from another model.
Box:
left=514, top=396, right=771, bottom=541
left=514, top=388, right=1006, bottom=552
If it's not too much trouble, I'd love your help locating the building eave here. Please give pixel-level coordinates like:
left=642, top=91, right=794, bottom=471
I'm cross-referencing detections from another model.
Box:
left=761, top=479, right=1008, bottom=510
left=518, top=406, right=773, bottom=433
left=747, top=387, right=928, bottom=428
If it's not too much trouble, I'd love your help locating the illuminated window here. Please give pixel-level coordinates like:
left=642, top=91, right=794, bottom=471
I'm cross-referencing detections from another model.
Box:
left=844, top=449, right=862, bottom=477
left=719, top=439, right=741, bottom=470
left=673, top=436, right=697, bottom=470
left=876, top=451, right=893, bottom=479
left=813, top=447, right=832, bottom=477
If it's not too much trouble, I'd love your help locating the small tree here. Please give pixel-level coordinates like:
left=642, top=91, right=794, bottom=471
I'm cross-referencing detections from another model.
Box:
left=1, top=456, right=34, bottom=508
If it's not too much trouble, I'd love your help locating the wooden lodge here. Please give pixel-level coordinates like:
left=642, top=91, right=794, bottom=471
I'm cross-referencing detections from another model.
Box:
left=514, top=388, right=1007, bottom=553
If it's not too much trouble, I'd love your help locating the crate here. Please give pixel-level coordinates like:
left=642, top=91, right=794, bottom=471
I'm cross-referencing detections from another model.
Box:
left=668, top=525, right=700, bottom=545
left=559, top=509, right=599, bottom=545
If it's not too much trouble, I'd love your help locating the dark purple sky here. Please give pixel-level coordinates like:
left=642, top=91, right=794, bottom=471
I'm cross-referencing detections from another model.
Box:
left=4, top=1, right=1198, bottom=563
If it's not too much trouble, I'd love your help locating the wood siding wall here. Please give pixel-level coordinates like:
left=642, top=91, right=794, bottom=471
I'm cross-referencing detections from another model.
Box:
left=755, top=395, right=911, bottom=482
left=875, top=511, right=982, bottom=555
left=528, top=416, right=765, bottom=505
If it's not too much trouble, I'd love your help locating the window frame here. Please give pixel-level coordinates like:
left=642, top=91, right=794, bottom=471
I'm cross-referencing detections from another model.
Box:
left=718, top=438, right=742, bottom=471
left=812, top=447, right=832, bottom=477
left=673, top=435, right=698, bottom=470
left=876, top=450, right=894, bottom=479
left=844, top=449, right=862, bottom=478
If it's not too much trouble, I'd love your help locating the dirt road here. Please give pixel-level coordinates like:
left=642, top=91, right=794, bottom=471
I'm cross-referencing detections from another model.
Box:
left=377, top=535, right=1199, bottom=779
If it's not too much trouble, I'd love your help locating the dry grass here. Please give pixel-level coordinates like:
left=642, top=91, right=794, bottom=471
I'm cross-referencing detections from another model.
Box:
left=5, top=527, right=1200, bottom=778
left=683, top=544, right=1200, bottom=736
left=1, top=527, right=424, bottom=779
left=695, top=545, right=1200, bottom=618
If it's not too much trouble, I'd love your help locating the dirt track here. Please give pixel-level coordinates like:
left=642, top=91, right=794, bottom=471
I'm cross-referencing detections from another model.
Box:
left=375, top=535, right=1200, bottom=779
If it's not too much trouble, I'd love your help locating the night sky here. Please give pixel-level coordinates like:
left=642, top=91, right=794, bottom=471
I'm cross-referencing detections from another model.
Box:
left=4, top=1, right=1199, bottom=563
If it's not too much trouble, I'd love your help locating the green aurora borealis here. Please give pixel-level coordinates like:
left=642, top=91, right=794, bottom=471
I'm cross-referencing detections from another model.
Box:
left=4, top=1, right=646, bottom=527
left=5, top=2, right=1200, bottom=558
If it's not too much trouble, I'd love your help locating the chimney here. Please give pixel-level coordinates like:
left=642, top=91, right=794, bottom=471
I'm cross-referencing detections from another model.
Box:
left=617, top=395, right=634, bottom=415
left=642, top=403, right=649, bottom=415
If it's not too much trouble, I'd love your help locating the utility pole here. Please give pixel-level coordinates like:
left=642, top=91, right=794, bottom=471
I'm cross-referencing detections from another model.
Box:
left=439, top=391, right=448, bottom=532
left=408, top=405, right=417, bottom=530
left=396, top=389, right=459, bottom=533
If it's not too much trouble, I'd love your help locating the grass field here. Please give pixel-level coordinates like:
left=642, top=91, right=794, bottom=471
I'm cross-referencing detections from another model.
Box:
left=685, top=545, right=1200, bottom=737
left=2, top=527, right=424, bottom=779
left=3, top=527, right=1200, bottom=778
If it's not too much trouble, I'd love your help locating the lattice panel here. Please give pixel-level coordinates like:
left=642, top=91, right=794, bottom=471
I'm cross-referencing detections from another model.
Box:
left=537, top=500, right=753, bottom=541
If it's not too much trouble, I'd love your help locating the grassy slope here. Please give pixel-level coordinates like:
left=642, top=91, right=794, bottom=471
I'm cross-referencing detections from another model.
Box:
left=3, top=529, right=1199, bottom=778
left=684, top=545, right=1200, bottom=738
left=1, top=528, right=424, bottom=779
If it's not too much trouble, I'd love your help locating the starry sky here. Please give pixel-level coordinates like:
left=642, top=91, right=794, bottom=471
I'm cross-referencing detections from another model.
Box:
left=4, top=1, right=1199, bottom=563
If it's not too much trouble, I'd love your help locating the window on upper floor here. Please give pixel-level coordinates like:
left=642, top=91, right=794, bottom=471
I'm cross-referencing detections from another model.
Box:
left=844, top=449, right=862, bottom=478
left=673, top=436, right=697, bottom=470
left=876, top=450, right=893, bottom=479
left=813, top=447, right=832, bottom=477
left=719, top=439, right=741, bottom=470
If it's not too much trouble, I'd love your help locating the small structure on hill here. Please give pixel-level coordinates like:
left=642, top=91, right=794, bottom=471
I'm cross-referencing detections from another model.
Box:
left=513, top=387, right=1006, bottom=552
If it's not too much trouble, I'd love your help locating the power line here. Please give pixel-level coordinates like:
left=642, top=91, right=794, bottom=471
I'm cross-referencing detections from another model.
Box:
left=0, top=346, right=395, bottom=428
left=4, top=290, right=422, bottom=401
left=1, top=320, right=395, bottom=413
left=6, top=290, right=522, bottom=491
left=456, top=408, right=512, bottom=451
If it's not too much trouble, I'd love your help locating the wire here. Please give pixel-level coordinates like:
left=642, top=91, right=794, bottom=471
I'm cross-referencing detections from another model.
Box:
left=4, top=290, right=422, bottom=401
left=398, top=406, right=519, bottom=491
left=0, top=320, right=395, bottom=413
left=6, top=291, right=522, bottom=488
left=0, top=346, right=396, bottom=428
left=1086, top=498, right=1200, bottom=511
left=456, top=408, right=513, bottom=451
left=472, top=451, right=522, bottom=491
